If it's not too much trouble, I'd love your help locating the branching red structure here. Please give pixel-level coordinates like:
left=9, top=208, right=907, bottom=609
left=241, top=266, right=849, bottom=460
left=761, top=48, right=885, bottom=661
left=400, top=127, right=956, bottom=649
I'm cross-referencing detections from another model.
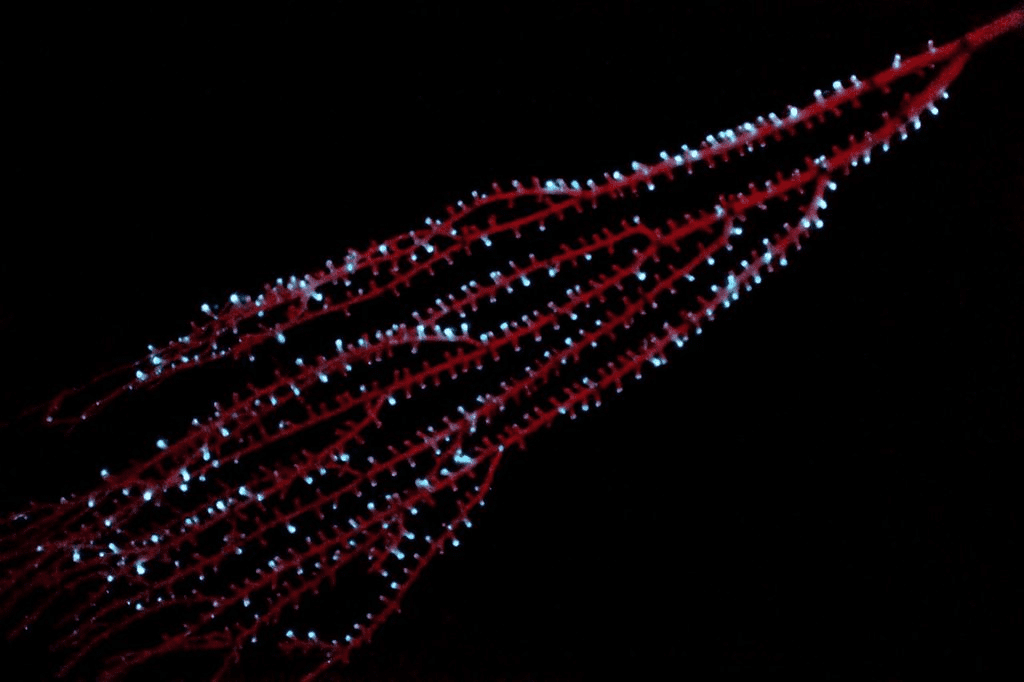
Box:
left=1, top=9, right=1021, bottom=681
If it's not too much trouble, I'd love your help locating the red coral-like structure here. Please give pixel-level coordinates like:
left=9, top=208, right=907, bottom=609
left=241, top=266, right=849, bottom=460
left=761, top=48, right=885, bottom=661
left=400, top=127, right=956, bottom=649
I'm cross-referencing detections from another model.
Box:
left=1, top=8, right=1020, bottom=681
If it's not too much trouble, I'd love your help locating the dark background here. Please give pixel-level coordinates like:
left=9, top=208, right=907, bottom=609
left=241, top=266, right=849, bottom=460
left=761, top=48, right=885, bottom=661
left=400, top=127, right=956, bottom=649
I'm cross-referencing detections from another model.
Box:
left=2, top=2, right=1022, bottom=680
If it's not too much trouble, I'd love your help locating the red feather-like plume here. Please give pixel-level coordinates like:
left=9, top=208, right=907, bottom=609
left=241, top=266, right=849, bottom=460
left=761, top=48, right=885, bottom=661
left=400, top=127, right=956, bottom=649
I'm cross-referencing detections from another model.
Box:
left=2, top=7, right=1021, bottom=681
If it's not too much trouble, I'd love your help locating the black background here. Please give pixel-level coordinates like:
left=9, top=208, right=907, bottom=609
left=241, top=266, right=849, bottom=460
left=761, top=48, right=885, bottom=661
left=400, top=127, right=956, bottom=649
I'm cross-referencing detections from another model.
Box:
left=2, top=2, right=1022, bottom=681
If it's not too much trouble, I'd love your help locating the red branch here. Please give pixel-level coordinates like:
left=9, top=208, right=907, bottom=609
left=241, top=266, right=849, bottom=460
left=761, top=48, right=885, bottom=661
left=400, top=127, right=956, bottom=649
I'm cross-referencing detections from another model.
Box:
left=2, top=8, right=1019, bottom=681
